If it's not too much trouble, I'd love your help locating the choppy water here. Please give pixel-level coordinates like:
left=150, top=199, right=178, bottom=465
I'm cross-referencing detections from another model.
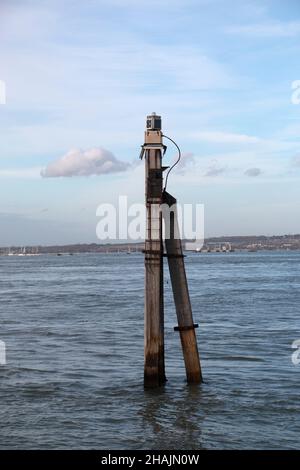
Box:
left=0, top=251, right=299, bottom=449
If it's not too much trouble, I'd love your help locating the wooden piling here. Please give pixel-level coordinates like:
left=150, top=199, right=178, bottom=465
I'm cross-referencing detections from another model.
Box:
left=162, top=191, right=202, bottom=384
left=144, top=136, right=166, bottom=387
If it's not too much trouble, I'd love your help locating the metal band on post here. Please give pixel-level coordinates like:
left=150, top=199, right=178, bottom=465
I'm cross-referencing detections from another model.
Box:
left=174, top=324, right=199, bottom=332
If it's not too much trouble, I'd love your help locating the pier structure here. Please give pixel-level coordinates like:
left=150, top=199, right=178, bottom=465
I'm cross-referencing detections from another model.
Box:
left=140, top=113, right=202, bottom=387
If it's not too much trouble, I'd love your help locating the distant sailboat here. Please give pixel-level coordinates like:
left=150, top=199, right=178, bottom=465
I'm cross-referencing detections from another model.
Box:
left=18, top=247, right=26, bottom=256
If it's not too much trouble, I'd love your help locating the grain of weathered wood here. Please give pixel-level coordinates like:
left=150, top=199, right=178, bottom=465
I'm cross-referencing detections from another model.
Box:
left=162, top=191, right=202, bottom=384
left=144, top=144, right=166, bottom=387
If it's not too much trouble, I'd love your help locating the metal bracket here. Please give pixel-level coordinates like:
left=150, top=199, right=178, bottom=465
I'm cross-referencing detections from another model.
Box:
left=139, top=144, right=167, bottom=159
left=174, top=323, right=199, bottom=332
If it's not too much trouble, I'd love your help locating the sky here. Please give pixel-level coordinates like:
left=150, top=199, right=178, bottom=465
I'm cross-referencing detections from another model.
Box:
left=0, top=0, right=300, bottom=245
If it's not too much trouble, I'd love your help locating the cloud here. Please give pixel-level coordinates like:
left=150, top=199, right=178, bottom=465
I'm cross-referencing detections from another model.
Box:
left=0, top=1, right=237, bottom=162
left=291, top=155, right=300, bottom=167
left=41, top=147, right=130, bottom=178
left=189, top=131, right=261, bottom=144
left=205, top=162, right=226, bottom=177
left=226, top=21, right=300, bottom=38
left=0, top=167, right=42, bottom=178
left=244, top=167, right=262, bottom=177
left=175, top=152, right=195, bottom=173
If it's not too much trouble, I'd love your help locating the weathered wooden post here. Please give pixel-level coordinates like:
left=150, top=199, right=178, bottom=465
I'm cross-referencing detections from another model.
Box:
left=142, top=113, right=166, bottom=387
left=140, top=113, right=202, bottom=386
left=162, top=191, right=202, bottom=384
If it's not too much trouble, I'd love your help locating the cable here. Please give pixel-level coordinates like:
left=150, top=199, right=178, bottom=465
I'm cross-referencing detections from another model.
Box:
left=162, top=134, right=181, bottom=192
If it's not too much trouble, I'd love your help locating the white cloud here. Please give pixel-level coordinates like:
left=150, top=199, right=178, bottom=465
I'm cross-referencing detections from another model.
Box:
left=205, top=165, right=226, bottom=177
left=226, top=21, right=300, bottom=38
left=41, top=147, right=130, bottom=177
left=244, top=167, right=262, bottom=177
left=189, top=131, right=261, bottom=144
left=175, top=152, right=195, bottom=173
left=0, top=167, right=42, bottom=178
left=291, top=155, right=300, bottom=167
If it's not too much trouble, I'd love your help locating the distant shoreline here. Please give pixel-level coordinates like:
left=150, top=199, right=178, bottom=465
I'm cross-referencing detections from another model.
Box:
left=1, top=234, right=300, bottom=254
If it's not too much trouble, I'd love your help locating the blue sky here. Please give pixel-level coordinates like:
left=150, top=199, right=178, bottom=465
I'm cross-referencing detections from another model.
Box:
left=0, top=0, right=300, bottom=245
